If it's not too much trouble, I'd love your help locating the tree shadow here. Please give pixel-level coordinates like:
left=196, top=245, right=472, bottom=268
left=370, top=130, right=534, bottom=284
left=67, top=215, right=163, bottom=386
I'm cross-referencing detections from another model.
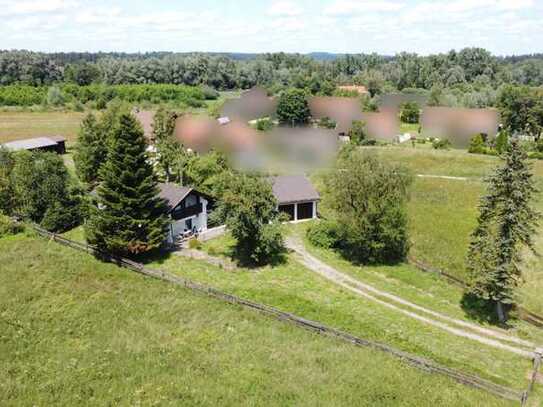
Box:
left=233, top=246, right=288, bottom=269
left=460, top=293, right=514, bottom=328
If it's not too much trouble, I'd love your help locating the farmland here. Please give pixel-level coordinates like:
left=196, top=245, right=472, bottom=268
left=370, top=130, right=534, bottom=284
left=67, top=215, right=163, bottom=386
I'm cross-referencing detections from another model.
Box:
left=0, top=232, right=517, bottom=406
left=0, top=111, right=85, bottom=144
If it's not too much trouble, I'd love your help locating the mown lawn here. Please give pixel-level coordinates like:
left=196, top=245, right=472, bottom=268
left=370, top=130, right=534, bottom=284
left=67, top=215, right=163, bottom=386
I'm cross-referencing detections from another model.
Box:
left=0, top=232, right=517, bottom=406
left=0, top=111, right=85, bottom=144
left=150, top=233, right=541, bottom=395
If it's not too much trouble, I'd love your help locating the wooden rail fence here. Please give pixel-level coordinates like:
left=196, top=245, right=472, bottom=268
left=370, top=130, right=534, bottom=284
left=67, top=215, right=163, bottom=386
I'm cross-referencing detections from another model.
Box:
left=28, top=224, right=535, bottom=404
left=408, top=257, right=543, bottom=329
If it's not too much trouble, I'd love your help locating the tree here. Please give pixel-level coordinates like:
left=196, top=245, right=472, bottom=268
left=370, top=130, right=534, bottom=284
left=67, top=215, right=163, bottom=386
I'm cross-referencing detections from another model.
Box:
left=400, top=101, right=420, bottom=124
left=348, top=120, right=370, bottom=145
left=185, top=150, right=231, bottom=196
left=85, top=113, right=169, bottom=255
left=498, top=85, right=543, bottom=140
left=276, top=88, right=310, bottom=125
left=466, top=140, right=540, bottom=322
left=10, top=151, right=81, bottom=231
left=74, top=113, right=107, bottom=186
left=152, top=107, right=188, bottom=183
left=323, top=147, right=413, bottom=264
left=213, top=173, right=284, bottom=266
left=0, top=147, right=15, bottom=214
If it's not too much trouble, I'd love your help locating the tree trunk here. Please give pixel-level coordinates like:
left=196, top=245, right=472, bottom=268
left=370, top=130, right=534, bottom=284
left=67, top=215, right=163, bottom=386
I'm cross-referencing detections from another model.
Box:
left=496, top=301, right=507, bottom=323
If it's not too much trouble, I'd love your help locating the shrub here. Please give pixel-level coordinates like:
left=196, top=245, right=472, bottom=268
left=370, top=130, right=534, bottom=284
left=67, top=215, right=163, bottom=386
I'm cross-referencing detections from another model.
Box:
left=188, top=237, right=202, bottom=250
left=400, top=101, right=420, bottom=124
left=47, top=86, right=66, bottom=106
left=306, top=220, right=341, bottom=249
left=0, top=213, right=23, bottom=237
left=468, top=134, right=487, bottom=154
left=536, top=138, right=543, bottom=153
left=201, top=85, right=219, bottom=100
left=432, top=138, right=452, bottom=150
left=319, top=117, right=337, bottom=129
left=256, top=117, right=273, bottom=132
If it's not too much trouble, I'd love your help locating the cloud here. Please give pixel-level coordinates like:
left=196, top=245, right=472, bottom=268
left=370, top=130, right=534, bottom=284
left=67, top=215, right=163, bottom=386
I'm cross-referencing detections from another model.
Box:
left=267, top=1, right=304, bottom=17
left=0, top=0, right=78, bottom=16
left=324, top=0, right=404, bottom=16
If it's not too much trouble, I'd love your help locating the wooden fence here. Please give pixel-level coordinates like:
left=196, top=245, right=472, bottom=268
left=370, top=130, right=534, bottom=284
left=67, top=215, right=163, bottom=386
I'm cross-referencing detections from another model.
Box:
left=25, top=224, right=536, bottom=404
left=408, top=257, right=543, bottom=329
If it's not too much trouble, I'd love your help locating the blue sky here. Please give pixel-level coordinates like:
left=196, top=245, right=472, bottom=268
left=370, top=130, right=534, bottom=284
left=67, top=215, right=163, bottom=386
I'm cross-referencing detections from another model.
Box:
left=1, top=0, right=542, bottom=55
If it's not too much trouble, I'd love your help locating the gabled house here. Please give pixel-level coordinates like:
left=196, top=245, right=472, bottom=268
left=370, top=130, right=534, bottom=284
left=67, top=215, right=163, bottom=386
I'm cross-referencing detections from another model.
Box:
left=271, top=175, right=320, bottom=222
left=159, top=183, right=212, bottom=243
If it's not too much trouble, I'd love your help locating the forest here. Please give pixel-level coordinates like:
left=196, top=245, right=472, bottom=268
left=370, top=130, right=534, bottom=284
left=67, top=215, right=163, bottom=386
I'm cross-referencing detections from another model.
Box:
left=2, top=48, right=543, bottom=108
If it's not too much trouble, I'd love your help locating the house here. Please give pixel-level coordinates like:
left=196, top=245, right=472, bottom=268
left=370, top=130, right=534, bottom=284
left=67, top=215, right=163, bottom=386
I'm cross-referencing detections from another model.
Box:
left=159, top=183, right=212, bottom=244
left=2, top=136, right=66, bottom=154
left=272, top=175, right=320, bottom=222
left=421, top=107, right=500, bottom=148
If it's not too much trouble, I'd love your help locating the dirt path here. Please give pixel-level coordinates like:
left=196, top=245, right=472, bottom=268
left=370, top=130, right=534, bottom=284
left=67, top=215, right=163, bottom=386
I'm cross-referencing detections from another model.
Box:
left=286, top=236, right=536, bottom=359
left=417, top=174, right=471, bottom=181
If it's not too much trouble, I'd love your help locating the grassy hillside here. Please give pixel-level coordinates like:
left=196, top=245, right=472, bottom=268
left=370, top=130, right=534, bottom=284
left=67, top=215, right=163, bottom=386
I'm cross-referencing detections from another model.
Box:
left=0, top=232, right=516, bottom=406
left=316, top=145, right=543, bottom=314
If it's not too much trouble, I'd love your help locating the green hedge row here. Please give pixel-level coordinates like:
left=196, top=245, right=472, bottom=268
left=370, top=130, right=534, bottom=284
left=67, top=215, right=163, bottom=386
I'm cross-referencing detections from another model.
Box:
left=0, top=84, right=206, bottom=107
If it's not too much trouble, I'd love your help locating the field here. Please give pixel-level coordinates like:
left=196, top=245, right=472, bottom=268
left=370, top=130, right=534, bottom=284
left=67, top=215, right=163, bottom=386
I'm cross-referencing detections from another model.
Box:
left=0, top=111, right=85, bottom=144
left=0, top=232, right=516, bottom=406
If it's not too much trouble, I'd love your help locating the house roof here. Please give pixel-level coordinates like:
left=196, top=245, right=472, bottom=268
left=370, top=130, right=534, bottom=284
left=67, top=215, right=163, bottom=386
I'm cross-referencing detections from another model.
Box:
left=158, top=183, right=193, bottom=211
left=271, top=175, right=320, bottom=205
left=2, top=137, right=62, bottom=151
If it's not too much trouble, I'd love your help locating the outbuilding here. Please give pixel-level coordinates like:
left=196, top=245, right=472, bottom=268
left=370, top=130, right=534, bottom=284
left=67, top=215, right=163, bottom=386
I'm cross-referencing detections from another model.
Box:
left=271, top=175, right=320, bottom=222
left=2, top=136, right=66, bottom=154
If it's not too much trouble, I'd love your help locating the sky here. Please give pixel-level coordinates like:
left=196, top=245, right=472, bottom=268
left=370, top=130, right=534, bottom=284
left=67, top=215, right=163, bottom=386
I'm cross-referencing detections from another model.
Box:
left=1, top=0, right=542, bottom=56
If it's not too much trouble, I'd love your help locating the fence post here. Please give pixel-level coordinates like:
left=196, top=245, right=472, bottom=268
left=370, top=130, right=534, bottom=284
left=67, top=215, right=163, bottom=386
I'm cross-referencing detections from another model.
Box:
left=522, top=347, right=543, bottom=406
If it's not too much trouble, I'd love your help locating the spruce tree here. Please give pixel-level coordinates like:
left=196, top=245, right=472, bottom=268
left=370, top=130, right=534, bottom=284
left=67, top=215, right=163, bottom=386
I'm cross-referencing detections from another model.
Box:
left=86, top=113, right=168, bottom=256
left=74, top=113, right=106, bottom=186
left=467, top=139, right=540, bottom=322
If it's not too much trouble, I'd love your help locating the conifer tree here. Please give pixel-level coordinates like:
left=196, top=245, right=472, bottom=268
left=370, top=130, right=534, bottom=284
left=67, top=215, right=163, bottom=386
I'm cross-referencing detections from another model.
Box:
left=86, top=113, right=168, bottom=255
left=74, top=113, right=106, bottom=185
left=467, top=139, right=540, bottom=322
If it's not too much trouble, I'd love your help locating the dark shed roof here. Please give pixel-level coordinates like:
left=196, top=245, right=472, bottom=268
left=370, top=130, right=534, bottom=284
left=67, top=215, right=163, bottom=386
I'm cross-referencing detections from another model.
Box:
left=2, top=137, right=61, bottom=151
left=271, top=175, right=320, bottom=205
left=158, top=183, right=193, bottom=212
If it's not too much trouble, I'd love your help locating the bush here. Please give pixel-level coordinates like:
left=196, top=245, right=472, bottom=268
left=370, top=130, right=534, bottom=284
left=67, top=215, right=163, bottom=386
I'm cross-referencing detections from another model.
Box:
left=201, top=85, right=219, bottom=100
left=40, top=198, right=81, bottom=233
left=306, top=220, right=341, bottom=249
left=0, top=213, right=23, bottom=237
left=188, top=237, right=202, bottom=250
left=400, top=101, right=420, bottom=124
left=47, top=86, right=66, bottom=106
left=256, top=117, right=273, bottom=132
left=468, top=134, right=487, bottom=154
left=319, top=117, right=337, bottom=129
left=432, top=138, right=452, bottom=150
left=536, top=138, right=543, bottom=153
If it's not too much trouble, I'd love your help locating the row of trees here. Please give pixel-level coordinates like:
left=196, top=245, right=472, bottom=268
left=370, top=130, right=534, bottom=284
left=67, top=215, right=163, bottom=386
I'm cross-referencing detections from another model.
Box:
left=3, top=49, right=543, bottom=93
left=0, top=84, right=209, bottom=107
